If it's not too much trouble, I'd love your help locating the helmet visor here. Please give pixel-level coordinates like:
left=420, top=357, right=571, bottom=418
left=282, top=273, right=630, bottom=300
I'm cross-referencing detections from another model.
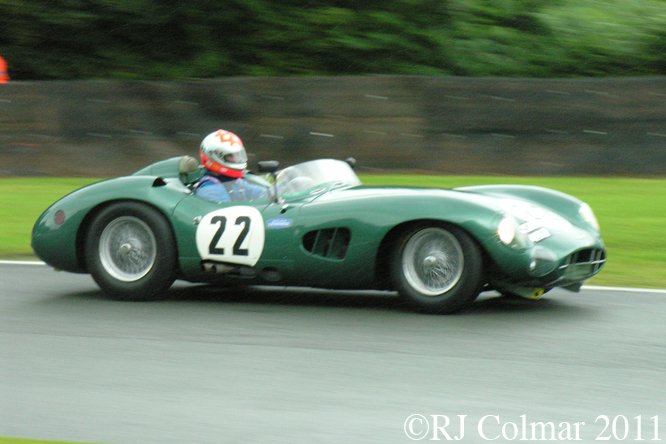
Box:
left=224, top=151, right=247, bottom=165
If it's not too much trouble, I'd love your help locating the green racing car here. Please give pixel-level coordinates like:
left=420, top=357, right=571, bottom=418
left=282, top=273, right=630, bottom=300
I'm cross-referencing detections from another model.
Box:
left=32, top=156, right=606, bottom=313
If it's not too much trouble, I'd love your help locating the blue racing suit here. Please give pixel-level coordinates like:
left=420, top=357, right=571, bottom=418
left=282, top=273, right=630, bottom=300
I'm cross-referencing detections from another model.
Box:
left=194, top=174, right=269, bottom=203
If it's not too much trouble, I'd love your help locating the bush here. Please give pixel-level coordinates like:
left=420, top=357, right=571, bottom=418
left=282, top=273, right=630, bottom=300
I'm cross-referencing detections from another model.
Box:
left=1, top=0, right=665, bottom=80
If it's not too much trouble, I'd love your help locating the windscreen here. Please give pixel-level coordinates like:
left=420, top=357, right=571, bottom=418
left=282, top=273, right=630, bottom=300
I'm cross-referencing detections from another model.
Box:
left=275, top=159, right=361, bottom=196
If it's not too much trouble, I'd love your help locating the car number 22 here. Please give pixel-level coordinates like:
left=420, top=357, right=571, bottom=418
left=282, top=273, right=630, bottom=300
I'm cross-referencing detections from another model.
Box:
left=195, top=206, right=265, bottom=266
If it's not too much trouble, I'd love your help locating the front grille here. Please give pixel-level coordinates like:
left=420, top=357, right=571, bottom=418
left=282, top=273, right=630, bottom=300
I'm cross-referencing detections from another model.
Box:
left=559, top=248, right=606, bottom=279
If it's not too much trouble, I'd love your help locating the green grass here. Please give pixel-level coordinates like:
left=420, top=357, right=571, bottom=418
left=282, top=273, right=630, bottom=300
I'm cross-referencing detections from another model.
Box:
left=0, top=178, right=101, bottom=258
left=0, top=439, right=103, bottom=444
left=1, top=175, right=665, bottom=289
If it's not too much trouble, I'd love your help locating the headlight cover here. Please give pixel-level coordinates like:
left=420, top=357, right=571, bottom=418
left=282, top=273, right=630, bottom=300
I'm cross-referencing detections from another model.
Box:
left=579, top=202, right=600, bottom=231
left=497, top=215, right=531, bottom=248
left=498, top=215, right=516, bottom=245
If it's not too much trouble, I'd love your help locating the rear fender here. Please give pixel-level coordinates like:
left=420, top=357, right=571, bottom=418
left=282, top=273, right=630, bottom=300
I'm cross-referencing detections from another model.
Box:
left=32, top=176, right=189, bottom=273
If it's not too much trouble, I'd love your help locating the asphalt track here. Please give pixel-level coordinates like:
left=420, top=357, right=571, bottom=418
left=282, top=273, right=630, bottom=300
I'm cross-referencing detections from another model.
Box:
left=1, top=263, right=665, bottom=444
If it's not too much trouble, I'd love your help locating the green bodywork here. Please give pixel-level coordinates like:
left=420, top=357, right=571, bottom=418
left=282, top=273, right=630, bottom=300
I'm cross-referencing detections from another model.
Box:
left=32, top=157, right=605, bottom=294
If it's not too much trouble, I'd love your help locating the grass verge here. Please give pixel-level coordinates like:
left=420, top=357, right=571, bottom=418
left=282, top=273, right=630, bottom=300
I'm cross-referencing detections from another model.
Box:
left=0, top=178, right=101, bottom=258
left=0, top=439, right=102, bottom=444
left=1, top=175, right=664, bottom=289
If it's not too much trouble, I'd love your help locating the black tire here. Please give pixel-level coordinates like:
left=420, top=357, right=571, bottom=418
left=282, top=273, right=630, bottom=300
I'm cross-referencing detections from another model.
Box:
left=85, top=202, right=177, bottom=301
left=392, top=224, right=483, bottom=314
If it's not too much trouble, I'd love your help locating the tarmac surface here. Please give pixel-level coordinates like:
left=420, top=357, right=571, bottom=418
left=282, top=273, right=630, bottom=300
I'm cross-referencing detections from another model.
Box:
left=1, top=263, right=665, bottom=444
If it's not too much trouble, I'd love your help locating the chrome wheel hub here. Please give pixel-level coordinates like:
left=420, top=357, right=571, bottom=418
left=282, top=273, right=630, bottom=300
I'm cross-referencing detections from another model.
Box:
left=98, top=216, right=156, bottom=282
left=402, top=228, right=464, bottom=296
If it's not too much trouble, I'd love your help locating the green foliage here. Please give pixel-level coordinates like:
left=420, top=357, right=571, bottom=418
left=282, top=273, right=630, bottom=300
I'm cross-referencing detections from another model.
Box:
left=1, top=0, right=666, bottom=79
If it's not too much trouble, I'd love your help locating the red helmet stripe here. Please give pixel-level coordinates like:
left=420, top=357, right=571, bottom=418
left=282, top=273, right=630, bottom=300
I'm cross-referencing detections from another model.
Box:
left=200, top=152, right=244, bottom=178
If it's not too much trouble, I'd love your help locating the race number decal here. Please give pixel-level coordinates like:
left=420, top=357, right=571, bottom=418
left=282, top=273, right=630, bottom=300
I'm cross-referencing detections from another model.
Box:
left=195, top=206, right=265, bottom=266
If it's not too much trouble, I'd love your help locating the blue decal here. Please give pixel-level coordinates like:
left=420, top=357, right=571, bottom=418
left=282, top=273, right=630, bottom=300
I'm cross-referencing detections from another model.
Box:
left=266, top=218, right=293, bottom=229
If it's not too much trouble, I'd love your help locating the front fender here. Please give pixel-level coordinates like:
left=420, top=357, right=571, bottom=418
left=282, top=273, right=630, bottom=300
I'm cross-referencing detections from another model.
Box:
left=455, top=185, right=585, bottom=226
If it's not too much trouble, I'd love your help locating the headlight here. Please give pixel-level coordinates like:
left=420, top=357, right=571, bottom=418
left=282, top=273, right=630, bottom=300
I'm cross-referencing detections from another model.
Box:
left=498, top=215, right=517, bottom=245
left=579, top=202, right=600, bottom=231
left=498, top=214, right=532, bottom=248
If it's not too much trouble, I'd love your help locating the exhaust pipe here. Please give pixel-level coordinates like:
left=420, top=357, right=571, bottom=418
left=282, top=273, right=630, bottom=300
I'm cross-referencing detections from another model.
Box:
left=201, top=261, right=236, bottom=275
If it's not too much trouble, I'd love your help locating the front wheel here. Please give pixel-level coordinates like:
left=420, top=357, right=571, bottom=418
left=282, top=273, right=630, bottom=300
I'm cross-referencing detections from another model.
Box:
left=392, top=225, right=483, bottom=314
left=85, top=202, right=177, bottom=301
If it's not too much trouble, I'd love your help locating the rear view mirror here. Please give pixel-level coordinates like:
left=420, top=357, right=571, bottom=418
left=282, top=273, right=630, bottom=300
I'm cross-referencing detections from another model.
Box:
left=258, top=160, right=280, bottom=173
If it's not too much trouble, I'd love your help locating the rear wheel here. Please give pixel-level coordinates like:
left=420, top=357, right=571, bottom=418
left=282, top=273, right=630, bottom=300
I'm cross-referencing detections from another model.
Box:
left=392, top=224, right=483, bottom=314
left=85, top=202, right=177, bottom=301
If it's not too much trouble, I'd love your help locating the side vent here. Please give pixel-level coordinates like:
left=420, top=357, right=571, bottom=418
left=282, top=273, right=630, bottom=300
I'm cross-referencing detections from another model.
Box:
left=302, top=228, right=351, bottom=260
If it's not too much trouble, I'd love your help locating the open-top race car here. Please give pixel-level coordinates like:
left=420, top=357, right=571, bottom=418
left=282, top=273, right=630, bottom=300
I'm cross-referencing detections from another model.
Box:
left=32, top=156, right=606, bottom=313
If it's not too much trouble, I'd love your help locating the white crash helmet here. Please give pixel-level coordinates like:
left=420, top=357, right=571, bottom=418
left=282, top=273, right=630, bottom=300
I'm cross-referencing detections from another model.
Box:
left=199, top=129, right=248, bottom=178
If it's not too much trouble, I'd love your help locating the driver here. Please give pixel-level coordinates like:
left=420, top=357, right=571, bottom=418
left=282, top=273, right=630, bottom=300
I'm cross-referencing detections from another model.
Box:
left=193, top=129, right=268, bottom=203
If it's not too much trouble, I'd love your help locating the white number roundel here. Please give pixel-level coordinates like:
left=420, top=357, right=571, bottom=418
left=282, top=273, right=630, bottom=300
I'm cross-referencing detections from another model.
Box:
left=195, top=206, right=265, bottom=266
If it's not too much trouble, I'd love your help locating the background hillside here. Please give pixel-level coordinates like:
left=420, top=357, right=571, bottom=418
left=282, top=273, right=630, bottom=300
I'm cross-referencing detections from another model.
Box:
left=2, top=0, right=666, bottom=80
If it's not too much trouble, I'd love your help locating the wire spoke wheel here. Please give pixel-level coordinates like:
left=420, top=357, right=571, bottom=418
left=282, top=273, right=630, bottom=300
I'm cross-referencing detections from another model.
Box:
left=99, top=216, right=157, bottom=282
left=86, top=202, right=177, bottom=301
left=402, top=228, right=464, bottom=296
left=393, top=225, right=483, bottom=314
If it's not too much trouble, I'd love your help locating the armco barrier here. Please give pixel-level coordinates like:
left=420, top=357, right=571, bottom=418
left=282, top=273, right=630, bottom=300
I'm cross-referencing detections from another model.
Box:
left=1, top=76, right=665, bottom=177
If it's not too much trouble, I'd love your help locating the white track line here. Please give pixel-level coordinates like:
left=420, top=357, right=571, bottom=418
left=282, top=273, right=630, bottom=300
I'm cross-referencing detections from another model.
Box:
left=0, top=260, right=46, bottom=265
left=1, top=261, right=665, bottom=294
left=582, top=285, right=666, bottom=294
